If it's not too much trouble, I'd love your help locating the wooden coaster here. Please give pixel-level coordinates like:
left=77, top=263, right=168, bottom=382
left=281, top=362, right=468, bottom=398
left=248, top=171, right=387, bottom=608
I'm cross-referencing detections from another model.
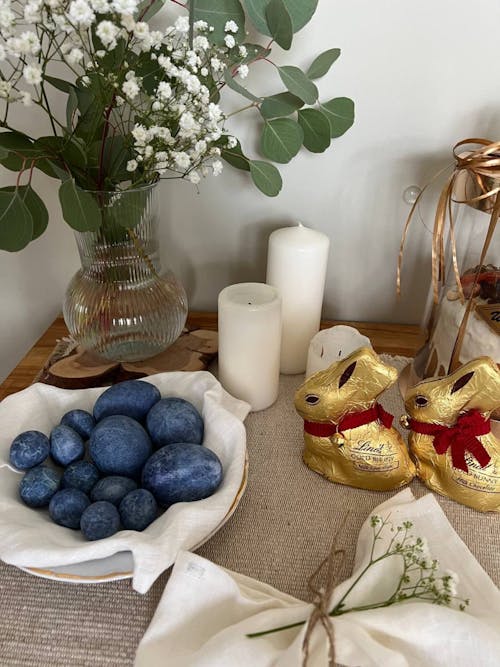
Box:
left=38, top=329, right=218, bottom=389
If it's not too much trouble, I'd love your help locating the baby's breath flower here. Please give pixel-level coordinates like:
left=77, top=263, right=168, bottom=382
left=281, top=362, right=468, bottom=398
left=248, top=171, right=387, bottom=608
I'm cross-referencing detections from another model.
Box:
left=238, top=64, right=249, bottom=79
left=212, top=159, right=223, bottom=176
left=23, top=63, right=42, bottom=85
left=111, top=0, right=137, bottom=13
left=126, top=159, right=138, bottom=172
left=96, top=20, right=119, bottom=48
left=224, top=20, right=238, bottom=33
left=19, top=90, right=32, bottom=106
left=67, top=0, right=95, bottom=28
left=224, top=34, right=235, bottom=49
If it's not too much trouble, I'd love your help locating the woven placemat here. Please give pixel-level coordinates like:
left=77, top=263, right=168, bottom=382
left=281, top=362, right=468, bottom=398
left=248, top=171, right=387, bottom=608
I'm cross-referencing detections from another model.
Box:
left=1, top=356, right=498, bottom=666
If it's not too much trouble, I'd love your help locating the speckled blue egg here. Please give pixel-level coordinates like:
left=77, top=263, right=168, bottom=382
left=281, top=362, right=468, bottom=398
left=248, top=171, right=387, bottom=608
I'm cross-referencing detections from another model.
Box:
left=89, top=415, right=152, bottom=478
left=62, top=461, right=100, bottom=494
left=93, top=380, right=161, bottom=422
left=80, top=501, right=121, bottom=541
left=60, top=409, right=96, bottom=439
left=141, top=443, right=223, bottom=507
left=90, top=476, right=138, bottom=506
left=119, top=489, right=158, bottom=531
left=9, top=430, right=49, bottom=470
left=49, top=488, right=90, bottom=529
left=50, top=425, right=85, bottom=467
left=19, top=465, right=60, bottom=508
left=146, top=398, right=204, bottom=449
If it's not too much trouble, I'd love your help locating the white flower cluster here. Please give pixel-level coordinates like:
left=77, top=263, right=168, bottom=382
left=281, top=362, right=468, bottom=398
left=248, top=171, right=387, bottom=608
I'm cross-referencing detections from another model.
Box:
left=0, top=1, right=252, bottom=183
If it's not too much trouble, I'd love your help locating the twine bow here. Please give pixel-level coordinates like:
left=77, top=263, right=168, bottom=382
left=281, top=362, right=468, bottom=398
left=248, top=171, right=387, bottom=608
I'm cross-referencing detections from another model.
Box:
left=409, top=409, right=491, bottom=473
left=302, top=520, right=347, bottom=667
left=397, top=138, right=500, bottom=372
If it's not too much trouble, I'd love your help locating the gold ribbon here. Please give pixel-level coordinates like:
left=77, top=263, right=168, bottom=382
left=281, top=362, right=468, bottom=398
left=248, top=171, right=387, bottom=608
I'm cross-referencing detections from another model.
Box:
left=302, top=518, right=347, bottom=667
left=397, top=138, right=500, bottom=372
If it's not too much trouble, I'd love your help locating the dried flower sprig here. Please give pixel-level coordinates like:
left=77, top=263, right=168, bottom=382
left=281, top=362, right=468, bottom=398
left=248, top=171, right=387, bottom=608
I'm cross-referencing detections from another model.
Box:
left=248, top=516, right=470, bottom=640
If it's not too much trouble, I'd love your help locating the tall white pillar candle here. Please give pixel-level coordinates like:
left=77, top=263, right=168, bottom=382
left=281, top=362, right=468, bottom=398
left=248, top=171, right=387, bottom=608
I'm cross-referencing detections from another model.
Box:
left=266, top=223, right=330, bottom=374
left=218, top=283, right=282, bottom=412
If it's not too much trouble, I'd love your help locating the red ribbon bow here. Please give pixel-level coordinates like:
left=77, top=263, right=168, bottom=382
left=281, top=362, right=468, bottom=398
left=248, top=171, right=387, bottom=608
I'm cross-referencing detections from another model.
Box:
left=304, top=403, right=394, bottom=439
left=409, top=410, right=491, bottom=473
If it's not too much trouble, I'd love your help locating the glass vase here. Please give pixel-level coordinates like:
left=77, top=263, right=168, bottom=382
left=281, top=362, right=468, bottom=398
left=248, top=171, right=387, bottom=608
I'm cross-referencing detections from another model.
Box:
left=63, top=183, right=188, bottom=362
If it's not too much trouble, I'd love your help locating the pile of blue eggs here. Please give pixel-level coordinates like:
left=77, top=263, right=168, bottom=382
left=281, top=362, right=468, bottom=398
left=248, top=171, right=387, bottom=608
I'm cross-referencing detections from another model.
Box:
left=9, top=380, right=224, bottom=541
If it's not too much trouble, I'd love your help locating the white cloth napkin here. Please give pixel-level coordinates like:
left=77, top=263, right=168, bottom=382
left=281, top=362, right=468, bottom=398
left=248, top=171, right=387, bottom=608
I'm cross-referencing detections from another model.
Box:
left=0, top=371, right=250, bottom=593
left=135, top=489, right=500, bottom=666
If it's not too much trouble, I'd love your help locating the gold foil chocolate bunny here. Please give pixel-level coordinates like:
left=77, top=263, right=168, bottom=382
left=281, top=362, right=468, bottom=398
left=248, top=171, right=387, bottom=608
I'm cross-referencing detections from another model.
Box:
left=295, top=347, right=416, bottom=491
left=403, top=356, right=500, bottom=512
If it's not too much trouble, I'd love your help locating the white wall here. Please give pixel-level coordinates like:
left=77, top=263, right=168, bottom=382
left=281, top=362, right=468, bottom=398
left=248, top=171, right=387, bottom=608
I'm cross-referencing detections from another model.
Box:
left=1, top=0, right=500, bottom=382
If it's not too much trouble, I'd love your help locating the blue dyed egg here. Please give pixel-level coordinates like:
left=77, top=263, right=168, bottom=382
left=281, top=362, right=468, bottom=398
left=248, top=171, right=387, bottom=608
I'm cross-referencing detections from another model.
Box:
left=90, top=476, right=138, bottom=506
left=62, top=461, right=100, bottom=495
left=146, top=398, right=204, bottom=449
left=93, top=380, right=161, bottom=422
left=50, top=425, right=85, bottom=467
left=142, top=443, right=223, bottom=507
left=80, top=501, right=121, bottom=541
left=49, top=488, right=90, bottom=529
left=89, top=415, right=152, bottom=478
left=19, top=465, right=60, bottom=508
left=9, top=430, right=49, bottom=470
left=119, top=489, right=158, bottom=531
left=60, top=409, right=95, bottom=439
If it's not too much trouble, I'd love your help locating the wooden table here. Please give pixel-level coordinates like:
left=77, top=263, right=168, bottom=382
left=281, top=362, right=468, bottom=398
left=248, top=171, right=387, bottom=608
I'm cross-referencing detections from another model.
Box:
left=0, top=313, right=425, bottom=401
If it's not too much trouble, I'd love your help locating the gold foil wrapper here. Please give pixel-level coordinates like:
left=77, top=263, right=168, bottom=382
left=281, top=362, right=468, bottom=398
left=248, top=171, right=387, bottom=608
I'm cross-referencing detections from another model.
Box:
left=295, top=347, right=416, bottom=491
left=404, top=356, right=500, bottom=512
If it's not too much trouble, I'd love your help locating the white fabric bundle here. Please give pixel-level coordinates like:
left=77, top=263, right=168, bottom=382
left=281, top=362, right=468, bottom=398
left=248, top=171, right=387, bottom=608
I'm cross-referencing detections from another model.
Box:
left=0, top=372, right=250, bottom=593
left=136, top=489, right=500, bottom=666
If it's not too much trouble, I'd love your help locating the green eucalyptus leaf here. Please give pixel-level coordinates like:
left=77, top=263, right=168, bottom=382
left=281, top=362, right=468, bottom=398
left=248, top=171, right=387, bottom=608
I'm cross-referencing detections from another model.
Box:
left=44, top=75, right=74, bottom=94
left=20, top=185, right=49, bottom=240
left=261, top=118, right=303, bottom=163
left=191, top=0, right=245, bottom=45
left=223, top=68, right=262, bottom=103
left=59, top=179, right=102, bottom=232
left=249, top=160, right=282, bottom=196
left=260, top=92, right=303, bottom=119
left=306, top=48, right=341, bottom=79
left=0, top=132, right=37, bottom=171
left=3, top=185, right=49, bottom=240
left=297, top=108, right=331, bottom=153
left=265, top=0, right=292, bottom=50
left=66, top=87, right=79, bottom=130
left=221, top=139, right=250, bottom=171
left=278, top=66, right=318, bottom=104
left=0, top=187, right=33, bottom=251
left=244, top=0, right=318, bottom=35
left=108, top=187, right=149, bottom=229
left=137, top=0, right=164, bottom=21
left=135, top=54, right=163, bottom=95
left=319, top=97, right=355, bottom=137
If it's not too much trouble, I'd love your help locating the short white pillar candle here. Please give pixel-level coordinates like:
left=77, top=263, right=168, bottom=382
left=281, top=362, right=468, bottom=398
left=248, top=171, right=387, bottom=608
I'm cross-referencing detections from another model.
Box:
left=266, top=223, right=330, bottom=374
left=218, top=283, right=282, bottom=412
left=305, top=325, right=373, bottom=377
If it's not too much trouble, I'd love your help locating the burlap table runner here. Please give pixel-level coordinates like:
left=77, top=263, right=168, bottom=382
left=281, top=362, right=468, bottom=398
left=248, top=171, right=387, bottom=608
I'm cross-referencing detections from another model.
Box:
left=1, top=357, right=498, bottom=666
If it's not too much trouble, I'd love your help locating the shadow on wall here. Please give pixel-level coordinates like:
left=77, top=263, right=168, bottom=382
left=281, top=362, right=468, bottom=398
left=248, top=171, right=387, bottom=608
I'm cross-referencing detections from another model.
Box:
left=189, top=218, right=292, bottom=310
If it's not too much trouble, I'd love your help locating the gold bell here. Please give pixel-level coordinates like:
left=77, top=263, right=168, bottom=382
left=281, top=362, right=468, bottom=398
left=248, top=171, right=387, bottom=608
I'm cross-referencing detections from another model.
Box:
left=399, top=414, right=410, bottom=429
left=331, top=432, right=345, bottom=446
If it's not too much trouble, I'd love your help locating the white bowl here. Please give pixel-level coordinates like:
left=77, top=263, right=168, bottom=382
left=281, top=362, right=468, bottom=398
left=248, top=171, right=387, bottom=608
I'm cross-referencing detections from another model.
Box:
left=0, top=371, right=250, bottom=593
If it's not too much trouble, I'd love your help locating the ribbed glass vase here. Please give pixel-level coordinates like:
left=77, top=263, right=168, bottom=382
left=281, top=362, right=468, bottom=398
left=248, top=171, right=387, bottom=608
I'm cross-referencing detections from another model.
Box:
left=63, top=183, right=187, bottom=362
